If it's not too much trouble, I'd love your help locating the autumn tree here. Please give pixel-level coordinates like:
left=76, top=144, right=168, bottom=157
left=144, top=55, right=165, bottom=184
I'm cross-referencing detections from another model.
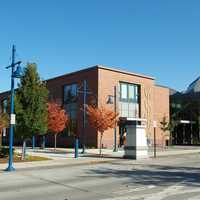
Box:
left=160, top=115, right=170, bottom=146
left=48, top=102, right=68, bottom=150
left=87, top=105, right=118, bottom=155
left=0, top=113, right=9, bottom=147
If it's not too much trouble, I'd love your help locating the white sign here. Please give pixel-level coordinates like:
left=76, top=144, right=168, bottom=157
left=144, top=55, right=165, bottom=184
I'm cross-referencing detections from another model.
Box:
left=153, top=121, right=157, bottom=128
left=180, top=120, right=190, bottom=124
left=3, top=128, right=6, bottom=137
left=10, top=114, right=16, bottom=125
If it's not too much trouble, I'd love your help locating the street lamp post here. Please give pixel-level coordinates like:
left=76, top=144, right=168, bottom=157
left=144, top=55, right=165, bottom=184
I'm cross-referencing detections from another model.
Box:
left=107, top=86, right=118, bottom=152
left=153, top=121, right=157, bottom=158
left=5, top=45, right=22, bottom=171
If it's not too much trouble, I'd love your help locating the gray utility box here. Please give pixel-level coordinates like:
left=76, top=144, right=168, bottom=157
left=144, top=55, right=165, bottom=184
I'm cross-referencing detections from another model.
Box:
left=124, top=118, right=148, bottom=159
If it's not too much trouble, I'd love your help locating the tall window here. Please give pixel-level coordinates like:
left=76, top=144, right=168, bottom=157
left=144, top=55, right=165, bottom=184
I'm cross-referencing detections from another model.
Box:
left=2, top=99, right=8, bottom=113
left=119, top=82, right=140, bottom=118
left=121, top=83, right=128, bottom=100
left=63, top=83, right=77, bottom=104
left=120, top=82, right=139, bottom=103
left=63, top=83, right=78, bottom=136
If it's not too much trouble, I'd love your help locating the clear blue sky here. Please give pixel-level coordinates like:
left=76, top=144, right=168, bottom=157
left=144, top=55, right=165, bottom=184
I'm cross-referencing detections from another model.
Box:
left=0, top=0, right=200, bottom=92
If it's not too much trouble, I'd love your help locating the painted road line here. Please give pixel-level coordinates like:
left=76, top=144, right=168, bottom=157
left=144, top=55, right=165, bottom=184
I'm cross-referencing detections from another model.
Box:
left=112, top=185, right=156, bottom=195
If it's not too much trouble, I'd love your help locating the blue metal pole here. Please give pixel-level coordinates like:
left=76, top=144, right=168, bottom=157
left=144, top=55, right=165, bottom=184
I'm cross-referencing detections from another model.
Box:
left=32, top=135, right=35, bottom=149
left=82, top=80, right=87, bottom=153
left=6, top=45, right=16, bottom=171
left=74, top=138, right=79, bottom=158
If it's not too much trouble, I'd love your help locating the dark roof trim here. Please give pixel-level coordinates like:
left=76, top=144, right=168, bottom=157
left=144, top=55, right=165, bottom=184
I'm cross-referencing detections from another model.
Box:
left=155, top=84, right=169, bottom=89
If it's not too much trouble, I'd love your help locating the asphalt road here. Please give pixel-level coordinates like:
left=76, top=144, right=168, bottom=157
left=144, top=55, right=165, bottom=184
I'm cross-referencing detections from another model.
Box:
left=1, top=153, right=200, bottom=200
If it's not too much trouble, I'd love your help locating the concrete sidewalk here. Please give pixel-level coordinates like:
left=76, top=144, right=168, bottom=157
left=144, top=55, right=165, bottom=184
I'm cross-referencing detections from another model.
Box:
left=15, top=145, right=200, bottom=160
left=1, top=145, right=200, bottom=172
left=41, top=145, right=200, bottom=158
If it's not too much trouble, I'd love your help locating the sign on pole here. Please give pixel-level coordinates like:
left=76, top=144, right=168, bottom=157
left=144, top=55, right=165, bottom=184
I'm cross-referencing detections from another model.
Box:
left=10, top=114, right=16, bottom=125
left=153, top=120, right=157, bottom=128
left=3, top=128, right=6, bottom=137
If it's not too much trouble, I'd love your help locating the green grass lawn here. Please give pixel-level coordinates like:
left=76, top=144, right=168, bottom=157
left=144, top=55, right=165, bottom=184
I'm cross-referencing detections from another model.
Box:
left=0, top=153, right=51, bottom=163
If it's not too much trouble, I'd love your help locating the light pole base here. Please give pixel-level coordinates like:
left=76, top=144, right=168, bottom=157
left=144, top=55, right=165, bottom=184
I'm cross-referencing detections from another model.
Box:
left=74, top=138, right=79, bottom=158
left=5, top=166, right=15, bottom=172
left=81, top=146, right=86, bottom=154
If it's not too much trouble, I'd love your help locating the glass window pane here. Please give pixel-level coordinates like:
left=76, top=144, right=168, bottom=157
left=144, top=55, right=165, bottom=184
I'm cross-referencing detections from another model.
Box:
left=3, top=99, right=8, bottom=113
left=135, top=86, right=138, bottom=102
left=128, top=85, right=135, bottom=101
left=64, top=84, right=77, bottom=103
left=71, top=84, right=77, bottom=97
left=64, top=85, right=71, bottom=102
left=121, top=83, right=127, bottom=100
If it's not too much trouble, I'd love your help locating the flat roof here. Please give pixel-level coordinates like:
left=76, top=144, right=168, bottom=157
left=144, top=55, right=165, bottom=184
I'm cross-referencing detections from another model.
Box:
left=0, top=65, right=155, bottom=94
left=47, top=65, right=155, bottom=82
left=97, top=65, right=155, bottom=80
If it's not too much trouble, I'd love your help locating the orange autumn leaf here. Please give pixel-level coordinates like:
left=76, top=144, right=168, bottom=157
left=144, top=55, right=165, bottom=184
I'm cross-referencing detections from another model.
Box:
left=87, top=105, right=119, bottom=134
left=47, top=102, right=69, bottom=134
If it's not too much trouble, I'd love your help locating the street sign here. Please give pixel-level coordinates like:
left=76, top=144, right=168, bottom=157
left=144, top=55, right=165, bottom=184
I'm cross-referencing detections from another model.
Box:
left=10, top=114, right=16, bottom=125
left=180, top=120, right=190, bottom=124
left=3, top=128, right=6, bottom=137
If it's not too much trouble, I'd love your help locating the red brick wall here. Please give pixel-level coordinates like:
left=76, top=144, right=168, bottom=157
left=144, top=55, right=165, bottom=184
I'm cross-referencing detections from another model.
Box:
left=153, top=85, right=170, bottom=146
left=46, top=67, right=99, bottom=148
left=97, top=67, right=156, bottom=148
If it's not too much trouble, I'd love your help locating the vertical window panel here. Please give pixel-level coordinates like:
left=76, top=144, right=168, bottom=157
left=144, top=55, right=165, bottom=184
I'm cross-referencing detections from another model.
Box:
left=121, top=83, right=128, bottom=100
left=128, top=84, right=135, bottom=101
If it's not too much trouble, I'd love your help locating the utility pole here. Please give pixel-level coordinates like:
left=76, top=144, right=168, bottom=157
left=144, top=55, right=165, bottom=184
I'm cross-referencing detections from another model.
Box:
left=5, top=45, right=22, bottom=171
left=77, top=80, right=89, bottom=154
left=78, top=80, right=96, bottom=154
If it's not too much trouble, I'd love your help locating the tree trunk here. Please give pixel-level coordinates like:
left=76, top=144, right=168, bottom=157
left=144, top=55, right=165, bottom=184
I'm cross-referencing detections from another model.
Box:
left=0, top=131, right=2, bottom=148
left=99, top=132, right=103, bottom=156
left=54, top=134, right=57, bottom=151
left=21, top=139, right=27, bottom=160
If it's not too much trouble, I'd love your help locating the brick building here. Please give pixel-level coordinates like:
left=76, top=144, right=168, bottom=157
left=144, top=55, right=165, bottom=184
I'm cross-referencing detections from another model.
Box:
left=0, top=65, right=169, bottom=148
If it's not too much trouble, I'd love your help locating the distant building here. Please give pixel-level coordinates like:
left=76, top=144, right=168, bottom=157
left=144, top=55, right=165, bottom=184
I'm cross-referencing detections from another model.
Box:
left=0, top=65, right=169, bottom=148
left=170, top=76, right=200, bottom=145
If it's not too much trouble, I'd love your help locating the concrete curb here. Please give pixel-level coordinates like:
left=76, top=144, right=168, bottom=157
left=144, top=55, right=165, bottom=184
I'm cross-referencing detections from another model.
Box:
left=0, top=158, right=118, bottom=172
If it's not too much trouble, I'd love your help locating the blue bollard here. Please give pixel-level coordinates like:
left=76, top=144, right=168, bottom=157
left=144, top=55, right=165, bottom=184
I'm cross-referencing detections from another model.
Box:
left=74, top=138, right=79, bottom=158
left=32, top=135, right=35, bottom=149
left=24, top=142, right=27, bottom=159
left=43, top=135, right=46, bottom=149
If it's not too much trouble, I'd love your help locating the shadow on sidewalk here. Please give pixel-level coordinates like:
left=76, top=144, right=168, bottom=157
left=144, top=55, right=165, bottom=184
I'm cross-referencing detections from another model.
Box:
left=84, top=163, right=200, bottom=187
